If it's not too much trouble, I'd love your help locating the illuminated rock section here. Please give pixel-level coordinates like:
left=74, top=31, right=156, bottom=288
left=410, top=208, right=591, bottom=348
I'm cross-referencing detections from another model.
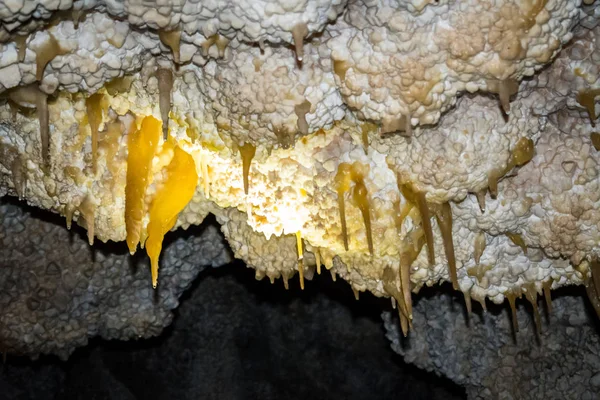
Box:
left=0, top=0, right=599, bottom=341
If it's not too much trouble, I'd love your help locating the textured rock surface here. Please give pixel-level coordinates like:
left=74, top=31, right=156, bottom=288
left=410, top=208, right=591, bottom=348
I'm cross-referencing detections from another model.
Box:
left=1, top=177, right=600, bottom=399
left=0, top=3, right=600, bottom=395
left=0, top=198, right=231, bottom=358
left=0, top=265, right=465, bottom=400
left=0, top=0, right=597, bottom=311
left=327, top=0, right=578, bottom=127
left=384, top=287, right=600, bottom=400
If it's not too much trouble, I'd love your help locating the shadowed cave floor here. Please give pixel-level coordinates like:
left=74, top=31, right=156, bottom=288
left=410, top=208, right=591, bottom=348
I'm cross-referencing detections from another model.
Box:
left=0, top=259, right=466, bottom=400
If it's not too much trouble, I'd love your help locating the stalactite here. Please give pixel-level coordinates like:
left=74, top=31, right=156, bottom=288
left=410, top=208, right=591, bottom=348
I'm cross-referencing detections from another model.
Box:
left=72, top=9, right=85, bottom=29
left=506, top=290, right=520, bottom=334
left=477, top=296, right=487, bottom=312
left=125, top=116, right=161, bottom=254
left=488, top=79, right=519, bottom=114
left=296, top=231, right=305, bottom=290
left=14, top=35, right=28, bottom=62
left=498, top=79, right=519, bottom=114
left=146, top=147, right=198, bottom=288
left=467, top=264, right=493, bottom=284
left=201, top=34, right=229, bottom=58
left=351, top=165, right=374, bottom=255
left=382, top=266, right=411, bottom=335
left=291, top=23, right=308, bottom=62
left=382, top=269, right=403, bottom=317
left=158, top=28, right=182, bottom=64
left=416, top=191, right=434, bottom=266
left=85, top=93, right=107, bottom=173
left=399, top=257, right=412, bottom=321
left=463, top=291, right=472, bottom=316
left=398, top=307, right=409, bottom=337
left=506, top=232, right=527, bottom=254
left=542, top=280, right=553, bottom=314
left=400, top=231, right=425, bottom=320
left=64, top=203, right=76, bottom=230
left=435, top=203, right=458, bottom=290
left=239, top=142, right=256, bottom=195
left=524, top=284, right=542, bottom=336
left=399, top=183, right=434, bottom=265
left=476, top=190, right=486, bottom=213
left=577, top=89, right=600, bottom=126
left=397, top=202, right=414, bottom=232
left=255, top=270, right=266, bottom=281
left=335, top=163, right=352, bottom=251
left=474, top=232, right=486, bottom=265
left=332, top=59, right=350, bottom=82
left=315, top=247, right=321, bottom=275
left=157, top=68, right=174, bottom=141
left=487, top=170, right=502, bottom=199
left=488, top=137, right=534, bottom=198
left=34, top=32, right=65, bottom=81
left=79, top=196, right=96, bottom=246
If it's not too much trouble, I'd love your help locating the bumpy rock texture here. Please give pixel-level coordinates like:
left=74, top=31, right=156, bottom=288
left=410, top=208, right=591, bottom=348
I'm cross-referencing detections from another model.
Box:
left=0, top=264, right=465, bottom=400
left=384, top=287, right=600, bottom=400
left=0, top=199, right=231, bottom=359
left=1, top=0, right=600, bottom=397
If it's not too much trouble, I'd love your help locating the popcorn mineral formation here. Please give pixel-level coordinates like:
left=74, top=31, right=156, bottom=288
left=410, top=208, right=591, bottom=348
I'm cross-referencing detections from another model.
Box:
left=0, top=0, right=599, bottom=359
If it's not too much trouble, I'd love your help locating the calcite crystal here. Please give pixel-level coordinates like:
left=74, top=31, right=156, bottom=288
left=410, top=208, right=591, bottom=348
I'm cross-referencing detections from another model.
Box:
left=0, top=0, right=599, bottom=342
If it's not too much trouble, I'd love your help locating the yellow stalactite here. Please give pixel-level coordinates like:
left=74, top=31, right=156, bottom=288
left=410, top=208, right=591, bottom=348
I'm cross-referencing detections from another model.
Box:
left=125, top=116, right=161, bottom=254
left=296, top=231, right=305, bottom=290
left=146, top=146, right=198, bottom=288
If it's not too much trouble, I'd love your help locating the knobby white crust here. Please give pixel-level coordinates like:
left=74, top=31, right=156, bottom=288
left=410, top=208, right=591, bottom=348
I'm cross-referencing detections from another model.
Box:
left=0, top=0, right=599, bottom=308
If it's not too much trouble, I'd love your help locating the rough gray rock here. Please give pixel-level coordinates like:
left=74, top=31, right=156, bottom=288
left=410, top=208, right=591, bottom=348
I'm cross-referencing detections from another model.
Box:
left=383, top=287, right=600, bottom=399
left=0, top=198, right=231, bottom=359
left=0, top=263, right=466, bottom=400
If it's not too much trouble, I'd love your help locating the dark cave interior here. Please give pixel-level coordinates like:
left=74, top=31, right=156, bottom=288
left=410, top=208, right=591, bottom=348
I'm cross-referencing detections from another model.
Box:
left=0, top=201, right=466, bottom=400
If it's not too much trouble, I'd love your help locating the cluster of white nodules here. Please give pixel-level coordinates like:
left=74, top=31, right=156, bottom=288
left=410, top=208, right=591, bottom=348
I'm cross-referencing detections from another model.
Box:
left=0, top=0, right=599, bottom=313
left=328, top=0, right=579, bottom=129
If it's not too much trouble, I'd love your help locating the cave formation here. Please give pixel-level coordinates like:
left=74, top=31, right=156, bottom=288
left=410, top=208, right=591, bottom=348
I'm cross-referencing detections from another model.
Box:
left=1, top=0, right=600, bottom=398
